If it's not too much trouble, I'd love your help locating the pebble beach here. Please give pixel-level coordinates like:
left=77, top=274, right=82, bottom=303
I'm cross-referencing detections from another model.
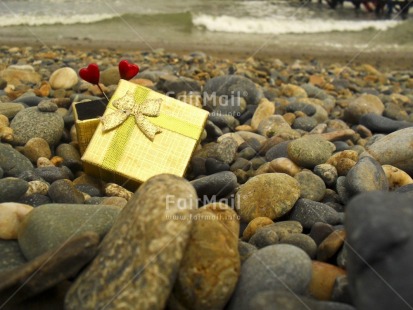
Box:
left=0, top=43, right=413, bottom=310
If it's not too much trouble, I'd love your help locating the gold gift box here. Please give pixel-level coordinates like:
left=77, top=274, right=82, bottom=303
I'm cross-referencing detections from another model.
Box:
left=80, top=79, right=209, bottom=189
left=73, top=98, right=108, bottom=155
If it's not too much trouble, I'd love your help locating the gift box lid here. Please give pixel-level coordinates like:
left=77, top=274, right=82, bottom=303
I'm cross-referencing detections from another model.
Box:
left=81, top=79, right=208, bottom=188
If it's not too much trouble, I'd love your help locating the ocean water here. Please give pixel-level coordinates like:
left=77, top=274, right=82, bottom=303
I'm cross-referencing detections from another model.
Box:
left=0, top=0, right=406, bottom=30
left=0, top=0, right=411, bottom=52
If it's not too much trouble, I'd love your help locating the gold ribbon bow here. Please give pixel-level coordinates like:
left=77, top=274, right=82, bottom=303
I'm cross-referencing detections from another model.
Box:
left=100, top=90, right=162, bottom=140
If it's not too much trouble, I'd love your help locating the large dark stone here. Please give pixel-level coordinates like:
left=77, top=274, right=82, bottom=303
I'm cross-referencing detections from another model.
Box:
left=346, top=192, right=413, bottom=310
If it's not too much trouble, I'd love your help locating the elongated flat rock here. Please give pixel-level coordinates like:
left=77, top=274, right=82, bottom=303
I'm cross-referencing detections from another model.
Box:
left=65, top=174, right=197, bottom=310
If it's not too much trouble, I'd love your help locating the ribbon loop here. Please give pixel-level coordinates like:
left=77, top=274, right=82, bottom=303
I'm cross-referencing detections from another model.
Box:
left=100, top=90, right=162, bottom=140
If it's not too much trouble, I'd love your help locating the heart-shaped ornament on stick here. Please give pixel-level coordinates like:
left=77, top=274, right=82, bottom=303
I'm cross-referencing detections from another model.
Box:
left=118, top=60, right=139, bottom=80
left=79, top=63, right=100, bottom=85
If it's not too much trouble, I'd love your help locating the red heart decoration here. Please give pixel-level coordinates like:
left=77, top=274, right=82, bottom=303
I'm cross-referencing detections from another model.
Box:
left=79, top=63, right=100, bottom=85
left=118, top=60, right=139, bottom=81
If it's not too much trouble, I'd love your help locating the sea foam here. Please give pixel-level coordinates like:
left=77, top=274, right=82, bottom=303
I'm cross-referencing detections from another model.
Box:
left=192, top=14, right=401, bottom=34
left=0, top=13, right=116, bottom=27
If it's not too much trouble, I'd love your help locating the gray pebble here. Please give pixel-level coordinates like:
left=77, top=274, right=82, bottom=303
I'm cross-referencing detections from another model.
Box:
left=55, top=143, right=82, bottom=171
left=75, top=184, right=101, bottom=197
left=249, top=226, right=280, bottom=248
left=0, top=102, right=25, bottom=118
left=345, top=156, right=388, bottom=196
left=34, top=166, right=73, bottom=183
left=48, top=179, right=85, bottom=204
left=10, top=107, right=64, bottom=146
left=265, top=140, right=290, bottom=162
left=227, top=244, right=312, bottom=310
left=19, top=194, right=52, bottom=207
left=204, top=75, right=262, bottom=105
left=293, top=116, right=318, bottom=131
left=231, top=158, right=251, bottom=171
left=289, top=199, right=342, bottom=229
left=238, top=240, right=257, bottom=264
left=279, top=233, right=317, bottom=258
left=13, top=94, right=43, bottom=107
left=295, top=170, right=326, bottom=202
left=336, top=176, right=352, bottom=205
left=190, top=171, right=238, bottom=201
left=205, top=158, right=229, bottom=174
left=309, top=222, right=334, bottom=245
left=0, top=240, right=27, bottom=273
left=238, top=146, right=257, bottom=160
left=205, top=120, right=223, bottom=138
left=18, top=204, right=120, bottom=260
left=360, top=113, right=413, bottom=134
left=0, top=143, right=34, bottom=177
left=0, top=177, right=29, bottom=203
left=37, top=100, right=58, bottom=112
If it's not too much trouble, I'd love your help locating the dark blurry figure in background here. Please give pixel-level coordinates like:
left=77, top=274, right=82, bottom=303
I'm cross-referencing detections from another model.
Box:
left=325, top=0, right=411, bottom=19
left=378, top=0, right=411, bottom=19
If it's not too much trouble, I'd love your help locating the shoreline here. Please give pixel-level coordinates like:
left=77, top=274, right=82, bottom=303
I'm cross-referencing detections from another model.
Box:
left=1, top=36, right=413, bottom=71
left=1, top=18, right=412, bottom=70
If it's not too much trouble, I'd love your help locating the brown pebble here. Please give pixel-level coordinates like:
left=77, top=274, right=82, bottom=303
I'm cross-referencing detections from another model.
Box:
left=242, top=217, right=274, bottom=241
left=317, top=230, right=346, bottom=261
left=309, top=261, right=346, bottom=301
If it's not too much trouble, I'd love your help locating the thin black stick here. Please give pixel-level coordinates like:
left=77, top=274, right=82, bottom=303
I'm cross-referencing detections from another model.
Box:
left=97, top=84, right=109, bottom=101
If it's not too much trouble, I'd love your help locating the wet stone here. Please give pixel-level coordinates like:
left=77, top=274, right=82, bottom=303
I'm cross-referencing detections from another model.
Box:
left=65, top=174, right=197, bottom=310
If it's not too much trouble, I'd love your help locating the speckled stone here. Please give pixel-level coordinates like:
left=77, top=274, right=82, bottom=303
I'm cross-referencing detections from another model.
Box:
left=0, top=178, right=29, bottom=203
left=34, top=166, right=73, bottom=183
left=288, top=136, right=335, bottom=169
left=0, top=143, right=34, bottom=177
left=289, top=199, right=342, bottom=229
left=168, top=203, right=240, bottom=310
left=295, top=170, right=326, bottom=202
left=236, top=173, right=300, bottom=222
left=10, top=107, right=64, bottom=146
left=0, top=239, right=27, bottom=272
left=65, top=174, right=197, bottom=310
left=18, top=203, right=120, bottom=260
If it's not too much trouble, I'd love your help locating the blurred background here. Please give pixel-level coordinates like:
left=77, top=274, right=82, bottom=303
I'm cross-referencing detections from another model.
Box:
left=0, top=0, right=411, bottom=59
